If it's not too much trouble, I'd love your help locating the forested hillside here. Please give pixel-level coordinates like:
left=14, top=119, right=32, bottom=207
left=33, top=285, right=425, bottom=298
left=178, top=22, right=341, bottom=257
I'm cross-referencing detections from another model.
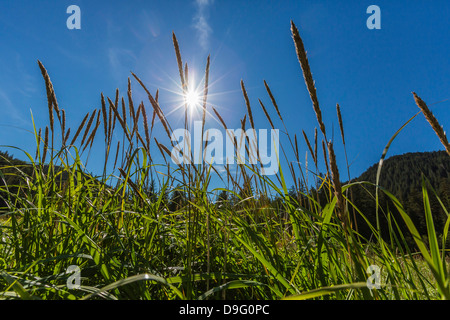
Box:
left=0, top=151, right=33, bottom=210
left=350, top=151, right=449, bottom=246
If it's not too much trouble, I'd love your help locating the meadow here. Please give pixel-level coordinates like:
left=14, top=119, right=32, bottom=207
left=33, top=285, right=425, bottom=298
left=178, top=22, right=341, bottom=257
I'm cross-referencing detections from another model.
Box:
left=0, top=21, right=449, bottom=300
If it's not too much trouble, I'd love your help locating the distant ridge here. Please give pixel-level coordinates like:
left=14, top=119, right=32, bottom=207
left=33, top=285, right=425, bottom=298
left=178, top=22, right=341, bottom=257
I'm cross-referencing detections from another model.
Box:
left=349, top=150, right=449, bottom=245
left=355, top=150, right=449, bottom=201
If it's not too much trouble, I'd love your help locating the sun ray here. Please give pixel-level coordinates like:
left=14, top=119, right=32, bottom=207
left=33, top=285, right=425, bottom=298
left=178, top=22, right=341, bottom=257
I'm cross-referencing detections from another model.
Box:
left=185, top=86, right=201, bottom=113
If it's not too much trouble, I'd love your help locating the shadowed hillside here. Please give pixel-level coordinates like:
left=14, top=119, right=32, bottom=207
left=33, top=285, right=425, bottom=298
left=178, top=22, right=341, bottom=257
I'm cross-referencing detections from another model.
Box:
left=350, top=151, right=449, bottom=246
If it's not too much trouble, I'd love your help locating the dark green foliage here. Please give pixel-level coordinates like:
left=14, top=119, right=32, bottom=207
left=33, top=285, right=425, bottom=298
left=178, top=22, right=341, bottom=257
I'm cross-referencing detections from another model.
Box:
left=349, top=151, right=449, bottom=247
left=0, top=151, right=34, bottom=211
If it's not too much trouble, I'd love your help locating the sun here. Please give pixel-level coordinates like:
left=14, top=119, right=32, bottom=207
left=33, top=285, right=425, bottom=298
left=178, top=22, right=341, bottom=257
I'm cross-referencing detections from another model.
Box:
left=185, top=88, right=201, bottom=110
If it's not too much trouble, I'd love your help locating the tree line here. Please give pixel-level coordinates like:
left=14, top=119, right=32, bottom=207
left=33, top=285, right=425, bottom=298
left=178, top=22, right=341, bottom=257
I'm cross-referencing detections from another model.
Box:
left=1, top=150, right=449, bottom=248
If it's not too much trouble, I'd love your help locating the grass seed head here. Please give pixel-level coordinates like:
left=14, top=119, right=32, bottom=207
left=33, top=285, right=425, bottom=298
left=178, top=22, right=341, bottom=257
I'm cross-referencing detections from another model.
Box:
left=413, top=92, right=450, bottom=156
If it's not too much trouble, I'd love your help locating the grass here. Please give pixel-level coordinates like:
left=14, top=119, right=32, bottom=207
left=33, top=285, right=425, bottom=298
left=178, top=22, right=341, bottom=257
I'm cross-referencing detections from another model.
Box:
left=0, top=20, right=449, bottom=300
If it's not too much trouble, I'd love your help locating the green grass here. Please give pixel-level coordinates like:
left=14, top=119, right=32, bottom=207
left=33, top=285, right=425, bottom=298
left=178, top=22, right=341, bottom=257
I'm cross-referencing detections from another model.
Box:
left=0, top=21, right=449, bottom=300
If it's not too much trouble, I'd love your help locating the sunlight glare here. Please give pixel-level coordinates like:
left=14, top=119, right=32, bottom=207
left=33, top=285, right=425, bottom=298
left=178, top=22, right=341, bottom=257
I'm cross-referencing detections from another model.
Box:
left=185, top=88, right=201, bottom=111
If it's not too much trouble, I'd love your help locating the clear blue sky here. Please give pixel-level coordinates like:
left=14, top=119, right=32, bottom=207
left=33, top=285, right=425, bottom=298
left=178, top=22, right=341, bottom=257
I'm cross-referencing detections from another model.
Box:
left=0, top=0, right=449, bottom=188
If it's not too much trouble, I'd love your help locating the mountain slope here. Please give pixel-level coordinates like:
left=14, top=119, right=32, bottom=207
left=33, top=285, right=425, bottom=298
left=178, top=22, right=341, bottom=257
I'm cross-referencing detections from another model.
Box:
left=349, top=150, right=450, bottom=245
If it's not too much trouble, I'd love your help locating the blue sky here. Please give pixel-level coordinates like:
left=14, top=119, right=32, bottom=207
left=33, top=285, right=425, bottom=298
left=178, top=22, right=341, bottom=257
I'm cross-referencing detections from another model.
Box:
left=0, top=0, right=449, bottom=189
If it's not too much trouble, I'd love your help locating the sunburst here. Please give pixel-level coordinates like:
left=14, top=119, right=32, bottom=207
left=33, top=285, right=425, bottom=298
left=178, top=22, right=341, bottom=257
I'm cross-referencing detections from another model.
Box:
left=185, top=86, right=202, bottom=114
